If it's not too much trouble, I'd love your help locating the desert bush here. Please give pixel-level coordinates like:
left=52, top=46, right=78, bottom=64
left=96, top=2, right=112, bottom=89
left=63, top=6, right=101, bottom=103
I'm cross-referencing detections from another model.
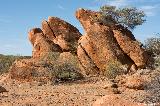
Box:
left=104, top=60, right=125, bottom=79
left=51, top=62, right=83, bottom=82
left=98, top=5, right=146, bottom=30
left=144, top=35, right=160, bottom=56
left=144, top=35, right=160, bottom=68
left=39, top=52, right=83, bottom=83
left=154, top=56, right=160, bottom=68
left=40, top=52, right=60, bottom=61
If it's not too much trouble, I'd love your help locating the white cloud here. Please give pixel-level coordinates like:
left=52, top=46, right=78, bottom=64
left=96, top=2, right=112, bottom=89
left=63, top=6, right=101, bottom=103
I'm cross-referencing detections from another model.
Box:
left=107, top=0, right=128, bottom=8
left=0, top=18, right=11, bottom=23
left=93, top=0, right=129, bottom=7
left=140, top=5, right=159, bottom=16
left=57, top=4, right=65, bottom=10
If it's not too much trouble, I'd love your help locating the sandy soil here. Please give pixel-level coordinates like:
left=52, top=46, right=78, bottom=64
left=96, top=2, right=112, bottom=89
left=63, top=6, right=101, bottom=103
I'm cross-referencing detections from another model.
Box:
left=0, top=74, right=110, bottom=106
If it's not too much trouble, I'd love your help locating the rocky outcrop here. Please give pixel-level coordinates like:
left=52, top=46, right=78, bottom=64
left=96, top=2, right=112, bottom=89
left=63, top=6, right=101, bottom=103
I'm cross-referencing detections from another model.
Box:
left=76, top=9, right=148, bottom=75
left=10, top=8, right=149, bottom=81
left=10, top=16, right=82, bottom=81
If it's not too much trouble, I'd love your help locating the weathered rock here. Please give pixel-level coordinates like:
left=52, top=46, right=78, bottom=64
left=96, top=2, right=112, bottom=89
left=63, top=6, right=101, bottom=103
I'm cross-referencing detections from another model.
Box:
left=9, top=59, right=52, bottom=82
left=112, top=26, right=149, bottom=68
left=124, top=75, right=145, bottom=90
left=76, top=8, right=134, bottom=74
left=77, top=41, right=99, bottom=75
left=93, top=95, right=145, bottom=106
left=42, top=17, right=81, bottom=52
left=28, top=28, right=62, bottom=58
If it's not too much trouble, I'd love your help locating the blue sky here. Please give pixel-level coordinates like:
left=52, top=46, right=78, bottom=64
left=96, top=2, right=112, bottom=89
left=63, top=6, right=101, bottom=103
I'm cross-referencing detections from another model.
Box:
left=0, top=0, right=160, bottom=56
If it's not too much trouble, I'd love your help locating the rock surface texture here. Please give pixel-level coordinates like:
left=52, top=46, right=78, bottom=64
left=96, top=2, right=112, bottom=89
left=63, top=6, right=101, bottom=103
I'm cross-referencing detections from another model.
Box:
left=42, top=17, right=81, bottom=53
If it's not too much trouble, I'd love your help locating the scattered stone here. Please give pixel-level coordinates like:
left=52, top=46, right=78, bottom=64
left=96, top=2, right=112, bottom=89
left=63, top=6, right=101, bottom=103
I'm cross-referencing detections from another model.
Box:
left=0, top=86, right=8, bottom=93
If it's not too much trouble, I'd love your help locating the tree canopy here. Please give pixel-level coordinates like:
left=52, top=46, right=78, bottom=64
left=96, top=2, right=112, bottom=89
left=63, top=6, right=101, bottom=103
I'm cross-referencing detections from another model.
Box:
left=99, top=5, right=146, bottom=30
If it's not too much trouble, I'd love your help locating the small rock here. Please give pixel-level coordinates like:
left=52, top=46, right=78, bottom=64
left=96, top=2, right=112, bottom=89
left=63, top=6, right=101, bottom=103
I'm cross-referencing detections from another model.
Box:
left=125, top=75, right=145, bottom=90
left=0, top=86, right=8, bottom=93
left=111, top=83, right=118, bottom=88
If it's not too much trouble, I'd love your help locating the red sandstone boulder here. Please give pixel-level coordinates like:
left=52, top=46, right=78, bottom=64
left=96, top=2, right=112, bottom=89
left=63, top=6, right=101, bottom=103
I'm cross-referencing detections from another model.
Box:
left=28, top=28, right=62, bottom=58
left=42, top=16, right=81, bottom=52
left=112, top=27, right=149, bottom=68
left=76, top=9, right=134, bottom=74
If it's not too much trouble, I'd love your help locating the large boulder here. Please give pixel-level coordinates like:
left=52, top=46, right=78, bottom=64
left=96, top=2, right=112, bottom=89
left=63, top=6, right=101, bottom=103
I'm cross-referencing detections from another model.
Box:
left=76, top=9, right=134, bottom=74
left=112, top=26, right=149, bottom=68
left=42, top=17, right=81, bottom=53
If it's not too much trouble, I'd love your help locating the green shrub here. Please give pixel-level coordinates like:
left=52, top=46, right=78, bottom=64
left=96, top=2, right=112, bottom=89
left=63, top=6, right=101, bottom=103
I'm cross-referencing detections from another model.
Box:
left=104, top=60, right=124, bottom=79
left=39, top=52, right=83, bottom=83
left=52, top=62, right=83, bottom=82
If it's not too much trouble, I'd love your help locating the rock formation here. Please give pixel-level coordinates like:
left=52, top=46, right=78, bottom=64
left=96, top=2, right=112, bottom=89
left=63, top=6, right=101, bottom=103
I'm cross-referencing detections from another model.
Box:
left=76, top=8, right=148, bottom=74
left=9, top=8, right=149, bottom=81
left=29, top=17, right=81, bottom=58
left=10, top=17, right=82, bottom=81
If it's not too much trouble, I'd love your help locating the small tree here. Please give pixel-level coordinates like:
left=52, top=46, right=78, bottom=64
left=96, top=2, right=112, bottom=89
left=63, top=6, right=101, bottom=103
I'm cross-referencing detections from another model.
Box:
left=99, top=5, right=146, bottom=30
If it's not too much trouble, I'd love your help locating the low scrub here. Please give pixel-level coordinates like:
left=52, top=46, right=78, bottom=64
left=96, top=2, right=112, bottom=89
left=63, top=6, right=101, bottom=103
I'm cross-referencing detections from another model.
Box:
left=51, top=62, right=83, bottom=83
left=40, top=52, right=83, bottom=83
left=144, top=36, right=160, bottom=56
left=104, top=60, right=125, bottom=79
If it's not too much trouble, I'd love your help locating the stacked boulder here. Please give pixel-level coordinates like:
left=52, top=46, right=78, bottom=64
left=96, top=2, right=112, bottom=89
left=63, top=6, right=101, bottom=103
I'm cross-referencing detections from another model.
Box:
left=9, top=8, right=149, bottom=81
left=9, top=17, right=82, bottom=81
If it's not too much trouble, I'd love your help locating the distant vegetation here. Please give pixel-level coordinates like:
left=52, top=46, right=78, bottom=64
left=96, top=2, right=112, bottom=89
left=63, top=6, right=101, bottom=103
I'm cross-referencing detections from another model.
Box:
left=144, top=34, right=160, bottom=68
left=0, top=54, right=31, bottom=74
left=144, top=34, right=160, bottom=56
